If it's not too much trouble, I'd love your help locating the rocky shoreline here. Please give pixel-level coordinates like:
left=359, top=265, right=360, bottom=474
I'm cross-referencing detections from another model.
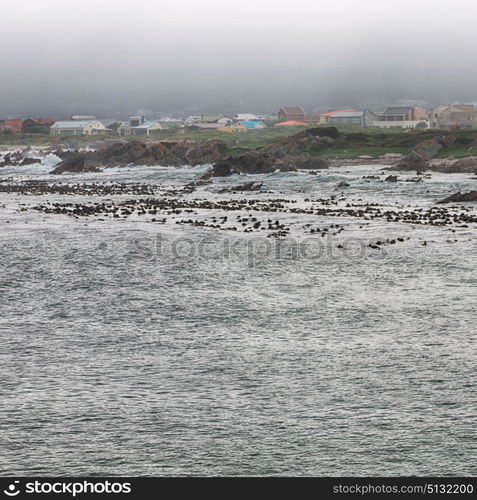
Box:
left=2, top=128, right=477, bottom=176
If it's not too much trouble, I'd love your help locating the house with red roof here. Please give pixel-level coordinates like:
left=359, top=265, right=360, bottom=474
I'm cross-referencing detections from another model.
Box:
left=274, top=120, right=308, bottom=127
left=22, top=118, right=55, bottom=133
left=0, top=119, right=23, bottom=132
left=277, top=107, right=306, bottom=123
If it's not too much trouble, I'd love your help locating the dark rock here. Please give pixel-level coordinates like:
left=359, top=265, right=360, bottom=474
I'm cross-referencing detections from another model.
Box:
left=393, top=138, right=445, bottom=171
left=170, top=139, right=226, bottom=165
left=393, top=151, right=430, bottom=171
left=0, top=153, right=14, bottom=167
left=50, top=139, right=230, bottom=174
left=413, top=138, right=444, bottom=160
left=50, top=141, right=182, bottom=173
left=385, top=175, right=398, bottom=182
left=19, top=157, right=39, bottom=166
left=337, top=181, right=350, bottom=188
left=219, top=181, right=263, bottom=193
left=202, top=153, right=277, bottom=178
left=441, top=156, right=477, bottom=173
left=265, top=128, right=338, bottom=158
left=50, top=152, right=103, bottom=174
left=1, top=152, right=41, bottom=167
left=437, top=191, right=477, bottom=204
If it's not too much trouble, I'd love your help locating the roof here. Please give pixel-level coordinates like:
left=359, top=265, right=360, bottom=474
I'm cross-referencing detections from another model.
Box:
left=238, top=120, right=264, bottom=129
left=25, top=117, right=55, bottom=125
left=279, top=107, right=305, bottom=114
left=445, top=105, right=474, bottom=113
left=329, top=111, right=365, bottom=118
left=188, top=123, right=224, bottom=129
left=381, top=107, right=413, bottom=115
left=201, top=114, right=223, bottom=122
left=235, top=113, right=259, bottom=120
left=51, top=120, right=94, bottom=128
left=133, top=120, right=161, bottom=129
left=320, top=109, right=356, bottom=117
left=274, top=120, right=307, bottom=126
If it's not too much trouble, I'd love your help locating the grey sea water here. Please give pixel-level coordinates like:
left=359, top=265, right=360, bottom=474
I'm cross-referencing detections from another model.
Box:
left=0, top=158, right=476, bottom=476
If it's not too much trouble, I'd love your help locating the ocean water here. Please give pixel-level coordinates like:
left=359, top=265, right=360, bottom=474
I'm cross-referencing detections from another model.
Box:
left=0, top=154, right=476, bottom=476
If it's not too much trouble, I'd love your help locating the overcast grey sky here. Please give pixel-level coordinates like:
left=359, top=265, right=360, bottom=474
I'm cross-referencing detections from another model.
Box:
left=1, top=0, right=477, bottom=116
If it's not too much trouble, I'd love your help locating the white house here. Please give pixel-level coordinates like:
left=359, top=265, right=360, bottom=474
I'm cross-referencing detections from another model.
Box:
left=130, top=120, right=162, bottom=136
left=326, top=110, right=376, bottom=127
left=234, top=113, right=259, bottom=121
left=118, top=117, right=163, bottom=136
left=184, top=115, right=202, bottom=124
left=372, top=107, right=429, bottom=129
left=50, top=120, right=107, bottom=136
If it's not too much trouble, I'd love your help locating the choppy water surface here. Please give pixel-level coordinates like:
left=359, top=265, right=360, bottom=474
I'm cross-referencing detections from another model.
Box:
left=0, top=155, right=476, bottom=476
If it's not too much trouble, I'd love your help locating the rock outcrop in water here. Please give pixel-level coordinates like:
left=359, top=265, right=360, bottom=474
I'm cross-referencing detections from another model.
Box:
left=218, top=181, right=263, bottom=193
left=201, top=129, right=333, bottom=178
left=264, top=127, right=337, bottom=158
left=201, top=153, right=280, bottom=178
left=168, top=139, right=226, bottom=165
left=389, top=136, right=477, bottom=174
left=0, top=151, right=41, bottom=167
left=49, top=129, right=336, bottom=175
left=393, top=138, right=446, bottom=171
left=393, top=150, right=431, bottom=171
left=51, top=141, right=180, bottom=173
left=429, top=156, right=477, bottom=174
left=50, top=152, right=103, bottom=174
left=50, top=139, right=228, bottom=174
left=437, top=191, right=477, bottom=204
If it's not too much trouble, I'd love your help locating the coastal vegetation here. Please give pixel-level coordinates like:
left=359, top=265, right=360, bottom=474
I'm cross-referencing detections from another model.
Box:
left=3, top=126, right=477, bottom=160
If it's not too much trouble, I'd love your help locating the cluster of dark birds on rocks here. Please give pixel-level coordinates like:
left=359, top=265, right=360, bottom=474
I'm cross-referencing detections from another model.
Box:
left=23, top=179, right=475, bottom=242
left=0, top=179, right=158, bottom=196
left=0, top=174, right=471, bottom=250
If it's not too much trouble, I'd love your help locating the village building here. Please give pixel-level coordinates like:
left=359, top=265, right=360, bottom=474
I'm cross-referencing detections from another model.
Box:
left=319, top=109, right=356, bottom=124
left=277, top=107, right=306, bottom=123
left=219, top=120, right=266, bottom=132
left=129, top=120, right=163, bottom=136
left=184, top=114, right=232, bottom=125
left=322, top=110, right=376, bottom=126
left=186, top=123, right=225, bottom=131
left=373, top=106, right=429, bottom=128
left=158, top=117, right=182, bottom=126
left=0, top=119, right=23, bottom=132
left=234, top=113, right=260, bottom=122
left=430, top=104, right=475, bottom=129
left=238, top=120, right=266, bottom=130
left=22, top=118, right=55, bottom=133
left=202, top=115, right=232, bottom=124
left=184, top=115, right=202, bottom=124
left=117, top=117, right=163, bottom=136
left=50, top=120, right=107, bottom=136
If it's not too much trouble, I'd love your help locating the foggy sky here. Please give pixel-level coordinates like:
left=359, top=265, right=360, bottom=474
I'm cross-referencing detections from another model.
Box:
left=1, top=0, right=477, bottom=117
